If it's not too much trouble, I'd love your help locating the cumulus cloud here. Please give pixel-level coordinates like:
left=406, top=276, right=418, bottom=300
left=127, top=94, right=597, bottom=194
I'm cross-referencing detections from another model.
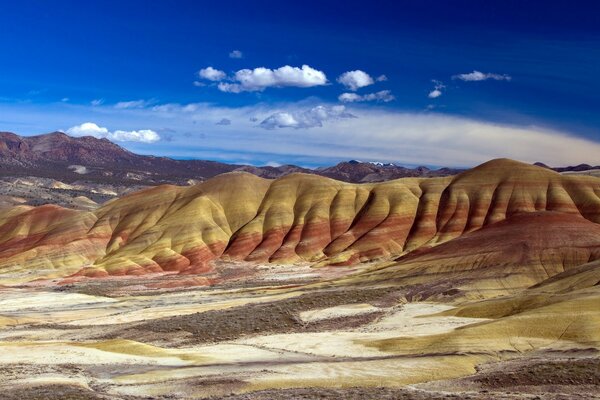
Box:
left=453, top=70, right=512, bottom=81
left=198, top=67, right=227, bottom=81
left=66, top=122, right=160, bottom=143
left=428, top=80, right=445, bottom=98
left=67, top=122, right=109, bottom=138
left=338, top=90, right=395, bottom=103
left=428, top=89, right=442, bottom=98
left=260, top=105, right=355, bottom=129
left=110, top=129, right=160, bottom=143
left=216, top=118, right=231, bottom=125
left=229, top=50, right=243, bottom=59
left=337, top=70, right=374, bottom=91
left=217, top=65, right=327, bottom=92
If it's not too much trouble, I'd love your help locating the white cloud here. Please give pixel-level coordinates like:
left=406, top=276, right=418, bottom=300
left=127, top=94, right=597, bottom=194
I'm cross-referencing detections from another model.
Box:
left=428, top=80, right=445, bottom=98
left=260, top=112, right=299, bottom=129
left=110, top=129, right=160, bottom=143
left=376, top=75, right=388, bottom=82
left=216, top=82, right=243, bottom=93
left=217, top=65, right=327, bottom=92
left=453, top=70, right=512, bottom=81
left=66, top=122, right=160, bottom=143
left=91, top=99, right=104, bottom=106
left=66, top=122, right=109, bottom=138
left=260, top=105, right=355, bottom=129
left=198, top=67, right=227, bottom=81
left=115, top=99, right=151, bottom=109
left=428, top=89, right=442, bottom=98
left=338, top=93, right=362, bottom=102
left=337, top=70, right=374, bottom=91
left=338, top=90, right=395, bottom=103
left=61, top=97, right=69, bottom=102
left=229, top=50, right=243, bottom=59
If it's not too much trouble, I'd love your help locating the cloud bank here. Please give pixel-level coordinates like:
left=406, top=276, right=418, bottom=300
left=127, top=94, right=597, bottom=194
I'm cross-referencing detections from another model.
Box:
left=4, top=101, right=600, bottom=168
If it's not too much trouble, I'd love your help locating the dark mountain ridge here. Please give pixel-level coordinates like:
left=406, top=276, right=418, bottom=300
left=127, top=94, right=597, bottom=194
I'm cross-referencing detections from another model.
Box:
left=0, top=131, right=467, bottom=184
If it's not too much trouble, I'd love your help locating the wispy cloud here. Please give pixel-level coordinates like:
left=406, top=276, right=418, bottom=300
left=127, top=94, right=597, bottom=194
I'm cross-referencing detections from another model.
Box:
left=229, top=50, right=243, bottom=59
left=338, top=90, right=394, bottom=103
left=453, top=70, right=512, bottom=81
left=114, top=99, right=153, bottom=109
left=216, top=118, right=231, bottom=125
left=90, top=99, right=104, bottom=106
left=259, top=105, right=355, bottom=129
left=428, top=80, right=445, bottom=98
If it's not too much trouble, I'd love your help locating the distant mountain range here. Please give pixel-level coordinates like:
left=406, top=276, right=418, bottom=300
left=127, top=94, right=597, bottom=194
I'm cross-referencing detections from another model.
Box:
left=0, top=131, right=463, bottom=184
left=0, top=131, right=594, bottom=185
left=534, top=161, right=600, bottom=173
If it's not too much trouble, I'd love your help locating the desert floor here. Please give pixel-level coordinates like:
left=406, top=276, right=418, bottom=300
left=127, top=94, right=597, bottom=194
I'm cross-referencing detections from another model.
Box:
left=0, top=263, right=598, bottom=399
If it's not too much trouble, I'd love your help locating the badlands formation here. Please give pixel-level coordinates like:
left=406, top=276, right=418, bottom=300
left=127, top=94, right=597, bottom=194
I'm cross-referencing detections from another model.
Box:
left=0, top=158, right=599, bottom=399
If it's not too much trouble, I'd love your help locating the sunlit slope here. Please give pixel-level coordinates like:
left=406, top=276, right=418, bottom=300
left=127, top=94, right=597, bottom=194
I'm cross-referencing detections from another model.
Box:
left=0, top=159, right=600, bottom=283
left=369, top=263, right=600, bottom=356
left=0, top=205, right=107, bottom=283
left=85, top=172, right=272, bottom=276
left=356, top=211, right=600, bottom=298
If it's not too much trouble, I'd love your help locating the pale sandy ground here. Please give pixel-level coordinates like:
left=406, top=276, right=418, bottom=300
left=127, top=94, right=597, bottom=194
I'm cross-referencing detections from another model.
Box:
left=238, top=303, right=484, bottom=358
left=0, top=266, right=597, bottom=399
left=0, top=276, right=491, bottom=399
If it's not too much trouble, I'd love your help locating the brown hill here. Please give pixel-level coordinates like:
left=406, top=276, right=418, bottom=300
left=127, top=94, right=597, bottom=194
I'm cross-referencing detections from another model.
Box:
left=0, top=131, right=239, bottom=184
left=0, top=159, right=599, bottom=289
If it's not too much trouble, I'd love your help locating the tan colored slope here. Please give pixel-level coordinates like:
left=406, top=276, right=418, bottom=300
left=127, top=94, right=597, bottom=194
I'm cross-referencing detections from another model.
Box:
left=0, top=205, right=106, bottom=283
left=432, top=158, right=600, bottom=243
left=355, top=211, right=600, bottom=299
left=81, top=172, right=272, bottom=276
left=368, top=263, right=600, bottom=358
left=443, top=258, right=600, bottom=319
left=362, top=251, right=600, bottom=370
left=369, top=291, right=600, bottom=357
left=0, top=159, right=600, bottom=285
left=372, top=262, right=600, bottom=360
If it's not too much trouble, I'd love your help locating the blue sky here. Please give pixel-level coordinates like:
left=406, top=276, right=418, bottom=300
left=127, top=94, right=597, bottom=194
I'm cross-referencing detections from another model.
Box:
left=0, top=0, right=599, bottom=167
